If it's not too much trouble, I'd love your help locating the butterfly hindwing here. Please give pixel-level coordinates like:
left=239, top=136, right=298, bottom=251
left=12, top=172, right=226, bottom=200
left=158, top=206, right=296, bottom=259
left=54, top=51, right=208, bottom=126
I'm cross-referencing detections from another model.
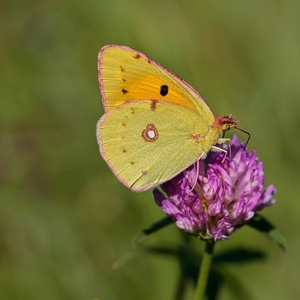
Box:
left=97, top=100, right=214, bottom=191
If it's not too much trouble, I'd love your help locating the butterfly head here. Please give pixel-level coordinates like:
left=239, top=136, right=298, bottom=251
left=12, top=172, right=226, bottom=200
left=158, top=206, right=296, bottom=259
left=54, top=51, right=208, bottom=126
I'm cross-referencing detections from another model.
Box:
left=214, top=114, right=240, bottom=132
left=214, top=115, right=250, bottom=145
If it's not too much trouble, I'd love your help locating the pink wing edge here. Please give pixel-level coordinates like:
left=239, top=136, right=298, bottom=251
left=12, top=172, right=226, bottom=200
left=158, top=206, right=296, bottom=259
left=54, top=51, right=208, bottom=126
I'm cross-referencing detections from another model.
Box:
left=97, top=44, right=210, bottom=113
left=96, top=115, right=153, bottom=192
left=96, top=115, right=131, bottom=189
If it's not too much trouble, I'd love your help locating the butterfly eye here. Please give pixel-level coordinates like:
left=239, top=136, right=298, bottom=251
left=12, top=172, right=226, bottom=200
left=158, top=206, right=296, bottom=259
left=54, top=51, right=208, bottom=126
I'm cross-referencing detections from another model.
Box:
left=160, top=85, right=169, bottom=96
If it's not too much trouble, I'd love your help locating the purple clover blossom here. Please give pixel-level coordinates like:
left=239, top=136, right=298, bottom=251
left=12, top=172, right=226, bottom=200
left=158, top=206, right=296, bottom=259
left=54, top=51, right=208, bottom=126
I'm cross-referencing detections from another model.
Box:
left=153, top=135, right=276, bottom=241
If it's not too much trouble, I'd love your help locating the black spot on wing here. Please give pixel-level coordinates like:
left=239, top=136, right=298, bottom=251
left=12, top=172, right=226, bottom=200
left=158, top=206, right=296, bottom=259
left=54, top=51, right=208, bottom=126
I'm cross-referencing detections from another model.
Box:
left=160, top=85, right=168, bottom=96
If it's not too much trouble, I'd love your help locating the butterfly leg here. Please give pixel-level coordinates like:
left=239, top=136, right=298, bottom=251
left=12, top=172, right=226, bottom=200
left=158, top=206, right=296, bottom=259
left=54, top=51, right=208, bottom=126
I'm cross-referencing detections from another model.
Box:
left=212, top=138, right=232, bottom=162
left=184, top=152, right=207, bottom=196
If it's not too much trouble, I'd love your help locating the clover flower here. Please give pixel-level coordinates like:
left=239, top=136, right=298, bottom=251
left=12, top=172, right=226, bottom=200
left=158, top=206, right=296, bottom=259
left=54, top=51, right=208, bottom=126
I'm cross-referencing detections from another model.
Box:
left=153, top=135, right=276, bottom=241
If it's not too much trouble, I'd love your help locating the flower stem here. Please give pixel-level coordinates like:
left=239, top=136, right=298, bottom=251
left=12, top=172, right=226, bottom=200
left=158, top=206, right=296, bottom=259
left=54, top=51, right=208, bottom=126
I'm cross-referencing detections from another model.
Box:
left=193, top=240, right=215, bottom=300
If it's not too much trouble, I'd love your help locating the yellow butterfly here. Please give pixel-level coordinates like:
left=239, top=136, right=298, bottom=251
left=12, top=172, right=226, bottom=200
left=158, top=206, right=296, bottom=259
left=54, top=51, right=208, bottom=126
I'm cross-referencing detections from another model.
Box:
left=96, top=45, right=238, bottom=192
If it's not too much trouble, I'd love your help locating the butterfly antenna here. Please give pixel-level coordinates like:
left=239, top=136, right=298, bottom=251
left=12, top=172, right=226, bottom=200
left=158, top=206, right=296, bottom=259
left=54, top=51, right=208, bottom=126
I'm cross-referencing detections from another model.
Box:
left=235, top=126, right=251, bottom=147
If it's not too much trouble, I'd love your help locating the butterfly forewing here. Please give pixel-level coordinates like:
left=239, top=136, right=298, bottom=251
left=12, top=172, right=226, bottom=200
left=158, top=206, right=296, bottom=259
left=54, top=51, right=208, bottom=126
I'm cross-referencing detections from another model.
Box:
left=98, top=45, right=214, bottom=126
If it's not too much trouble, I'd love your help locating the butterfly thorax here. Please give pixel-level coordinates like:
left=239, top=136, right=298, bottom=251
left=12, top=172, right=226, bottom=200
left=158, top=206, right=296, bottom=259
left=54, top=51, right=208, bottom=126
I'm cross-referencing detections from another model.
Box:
left=197, top=115, right=239, bottom=154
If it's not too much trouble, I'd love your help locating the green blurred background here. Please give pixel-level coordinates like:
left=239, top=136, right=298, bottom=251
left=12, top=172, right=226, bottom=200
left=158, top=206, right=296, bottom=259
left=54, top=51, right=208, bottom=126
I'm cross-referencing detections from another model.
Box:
left=1, top=0, right=299, bottom=299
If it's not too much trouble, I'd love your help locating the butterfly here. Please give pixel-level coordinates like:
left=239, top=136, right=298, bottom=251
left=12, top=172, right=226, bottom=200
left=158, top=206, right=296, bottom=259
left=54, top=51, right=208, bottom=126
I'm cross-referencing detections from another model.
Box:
left=96, top=45, right=238, bottom=192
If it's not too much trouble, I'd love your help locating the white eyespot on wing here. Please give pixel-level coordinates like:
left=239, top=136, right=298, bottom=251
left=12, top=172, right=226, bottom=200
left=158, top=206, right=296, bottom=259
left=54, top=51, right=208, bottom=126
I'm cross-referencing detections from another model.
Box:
left=142, top=123, right=158, bottom=142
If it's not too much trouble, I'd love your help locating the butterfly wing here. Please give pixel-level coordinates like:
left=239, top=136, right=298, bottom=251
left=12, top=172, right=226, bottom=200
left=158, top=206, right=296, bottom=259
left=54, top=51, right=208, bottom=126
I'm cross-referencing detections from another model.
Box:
left=97, top=100, right=220, bottom=191
left=98, top=45, right=214, bottom=126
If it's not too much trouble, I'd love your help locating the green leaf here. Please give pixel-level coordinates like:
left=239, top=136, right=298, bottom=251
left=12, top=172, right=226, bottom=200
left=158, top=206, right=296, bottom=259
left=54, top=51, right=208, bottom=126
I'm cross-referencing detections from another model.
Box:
left=131, top=216, right=173, bottom=247
left=142, top=216, right=174, bottom=235
left=247, top=213, right=287, bottom=253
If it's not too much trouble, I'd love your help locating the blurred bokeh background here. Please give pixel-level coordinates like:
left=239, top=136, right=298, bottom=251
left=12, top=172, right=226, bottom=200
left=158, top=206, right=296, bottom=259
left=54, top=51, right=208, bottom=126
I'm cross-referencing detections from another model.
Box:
left=1, top=0, right=299, bottom=299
